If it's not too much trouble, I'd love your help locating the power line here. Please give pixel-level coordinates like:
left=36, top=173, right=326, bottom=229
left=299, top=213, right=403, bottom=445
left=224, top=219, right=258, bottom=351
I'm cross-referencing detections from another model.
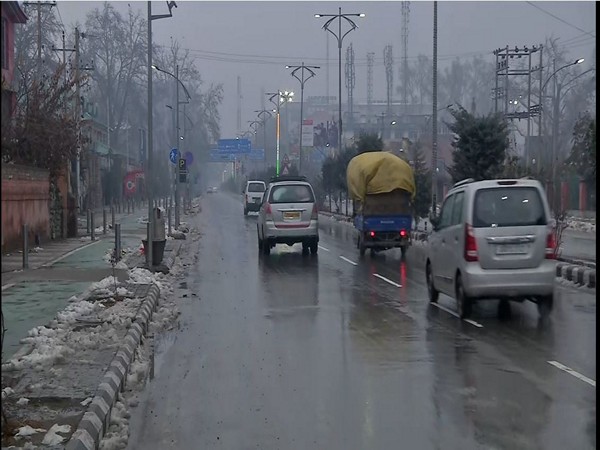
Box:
left=525, top=2, right=595, bottom=38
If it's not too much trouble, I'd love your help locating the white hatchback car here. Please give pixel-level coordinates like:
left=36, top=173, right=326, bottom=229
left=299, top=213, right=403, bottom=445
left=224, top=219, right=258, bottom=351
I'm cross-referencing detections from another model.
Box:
left=425, top=178, right=556, bottom=319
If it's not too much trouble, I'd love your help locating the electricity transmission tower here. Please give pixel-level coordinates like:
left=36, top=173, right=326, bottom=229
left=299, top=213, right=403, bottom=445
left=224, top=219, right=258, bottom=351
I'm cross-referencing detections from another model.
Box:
left=345, top=43, right=356, bottom=134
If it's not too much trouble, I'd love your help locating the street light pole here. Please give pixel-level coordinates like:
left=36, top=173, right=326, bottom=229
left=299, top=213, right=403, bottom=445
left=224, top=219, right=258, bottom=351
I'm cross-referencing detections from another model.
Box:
left=266, top=91, right=294, bottom=175
left=316, top=8, right=365, bottom=153
left=147, top=0, right=176, bottom=267
left=431, top=1, right=438, bottom=216
left=151, top=63, right=191, bottom=227
left=287, top=63, right=320, bottom=174
left=539, top=57, right=584, bottom=210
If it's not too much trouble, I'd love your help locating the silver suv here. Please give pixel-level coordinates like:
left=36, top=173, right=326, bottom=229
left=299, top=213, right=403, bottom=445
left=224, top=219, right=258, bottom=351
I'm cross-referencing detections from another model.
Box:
left=257, top=176, right=319, bottom=256
left=425, top=178, right=556, bottom=319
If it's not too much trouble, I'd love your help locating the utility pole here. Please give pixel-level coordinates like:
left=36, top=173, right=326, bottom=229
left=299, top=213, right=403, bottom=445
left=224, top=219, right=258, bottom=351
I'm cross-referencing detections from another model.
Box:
left=492, top=44, right=543, bottom=171
left=75, top=27, right=81, bottom=215
left=431, top=1, right=438, bottom=216
left=345, top=44, right=355, bottom=136
left=384, top=44, right=394, bottom=139
left=23, top=1, right=57, bottom=80
left=401, top=1, right=410, bottom=113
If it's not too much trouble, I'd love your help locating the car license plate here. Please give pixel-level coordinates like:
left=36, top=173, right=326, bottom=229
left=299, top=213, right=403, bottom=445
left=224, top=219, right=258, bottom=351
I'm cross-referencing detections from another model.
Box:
left=283, top=211, right=301, bottom=220
left=496, top=244, right=528, bottom=255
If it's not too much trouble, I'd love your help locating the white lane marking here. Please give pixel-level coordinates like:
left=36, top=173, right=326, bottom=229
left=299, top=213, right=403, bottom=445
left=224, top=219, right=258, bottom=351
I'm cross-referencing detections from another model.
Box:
left=464, top=319, right=484, bottom=328
left=547, top=361, right=596, bottom=387
left=339, top=256, right=358, bottom=266
left=2, top=283, right=16, bottom=291
left=40, top=240, right=102, bottom=267
left=318, top=245, right=330, bottom=252
left=430, top=303, right=484, bottom=328
left=373, top=273, right=402, bottom=288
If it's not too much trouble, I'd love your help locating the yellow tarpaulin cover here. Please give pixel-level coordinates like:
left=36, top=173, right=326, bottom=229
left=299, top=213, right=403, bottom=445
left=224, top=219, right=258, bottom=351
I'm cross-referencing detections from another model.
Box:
left=347, top=151, right=416, bottom=201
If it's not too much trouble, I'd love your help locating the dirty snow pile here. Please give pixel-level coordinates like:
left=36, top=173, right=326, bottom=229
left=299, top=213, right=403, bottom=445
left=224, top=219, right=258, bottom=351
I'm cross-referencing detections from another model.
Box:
left=565, top=217, right=596, bottom=234
left=12, top=423, right=72, bottom=446
left=2, top=275, right=147, bottom=372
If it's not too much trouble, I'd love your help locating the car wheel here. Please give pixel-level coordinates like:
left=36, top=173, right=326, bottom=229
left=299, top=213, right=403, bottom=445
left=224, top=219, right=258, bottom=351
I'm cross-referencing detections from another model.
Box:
left=537, top=294, right=554, bottom=318
left=426, top=262, right=439, bottom=303
left=359, top=234, right=366, bottom=257
left=498, top=299, right=512, bottom=320
left=400, top=246, right=407, bottom=259
left=455, top=274, right=472, bottom=319
left=302, top=242, right=310, bottom=256
left=262, top=240, right=271, bottom=255
left=310, top=241, right=318, bottom=255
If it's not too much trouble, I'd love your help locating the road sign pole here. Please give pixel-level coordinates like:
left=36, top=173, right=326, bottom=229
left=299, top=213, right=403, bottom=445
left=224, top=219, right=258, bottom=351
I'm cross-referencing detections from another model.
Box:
left=175, top=65, right=180, bottom=228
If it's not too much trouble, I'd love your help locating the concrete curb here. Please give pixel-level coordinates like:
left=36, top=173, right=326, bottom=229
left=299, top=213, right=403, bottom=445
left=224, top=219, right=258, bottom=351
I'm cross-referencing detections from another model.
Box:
left=65, top=283, right=161, bottom=450
left=556, top=262, right=596, bottom=289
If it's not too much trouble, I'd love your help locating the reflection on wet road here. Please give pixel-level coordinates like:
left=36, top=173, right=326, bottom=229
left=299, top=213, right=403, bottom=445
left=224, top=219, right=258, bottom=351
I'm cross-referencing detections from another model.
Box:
left=128, top=193, right=596, bottom=450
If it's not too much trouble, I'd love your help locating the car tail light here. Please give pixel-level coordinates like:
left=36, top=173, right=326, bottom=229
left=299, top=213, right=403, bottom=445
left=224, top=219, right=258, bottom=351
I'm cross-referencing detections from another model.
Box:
left=265, top=203, right=273, bottom=220
left=370, top=231, right=376, bottom=238
left=246, top=195, right=249, bottom=203
left=546, top=228, right=557, bottom=259
left=400, top=229, right=407, bottom=237
left=311, top=204, right=318, bottom=220
left=464, top=224, right=478, bottom=262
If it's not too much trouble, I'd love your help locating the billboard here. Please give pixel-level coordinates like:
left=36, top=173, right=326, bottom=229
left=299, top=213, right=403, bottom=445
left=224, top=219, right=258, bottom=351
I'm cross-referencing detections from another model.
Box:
left=301, top=119, right=314, bottom=147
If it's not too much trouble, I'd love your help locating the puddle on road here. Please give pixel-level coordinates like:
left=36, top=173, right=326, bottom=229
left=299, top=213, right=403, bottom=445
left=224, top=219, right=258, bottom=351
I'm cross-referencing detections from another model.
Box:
left=151, top=329, right=178, bottom=379
left=2, top=281, right=91, bottom=360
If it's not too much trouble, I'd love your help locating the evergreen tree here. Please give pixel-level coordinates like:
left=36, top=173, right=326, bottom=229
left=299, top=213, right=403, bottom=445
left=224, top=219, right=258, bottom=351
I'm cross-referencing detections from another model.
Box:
left=354, top=133, right=383, bottom=154
left=566, top=113, right=596, bottom=182
left=447, top=105, right=509, bottom=182
left=409, top=141, right=432, bottom=219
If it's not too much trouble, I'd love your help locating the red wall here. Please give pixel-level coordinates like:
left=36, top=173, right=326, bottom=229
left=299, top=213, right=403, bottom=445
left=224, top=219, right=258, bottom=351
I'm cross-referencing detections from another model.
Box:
left=1, top=164, right=50, bottom=253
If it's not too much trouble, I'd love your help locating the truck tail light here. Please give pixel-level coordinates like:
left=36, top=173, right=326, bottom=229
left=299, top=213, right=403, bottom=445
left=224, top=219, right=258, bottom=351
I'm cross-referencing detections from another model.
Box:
left=370, top=231, right=376, bottom=238
left=400, top=229, right=407, bottom=237
left=464, top=224, right=478, bottom=262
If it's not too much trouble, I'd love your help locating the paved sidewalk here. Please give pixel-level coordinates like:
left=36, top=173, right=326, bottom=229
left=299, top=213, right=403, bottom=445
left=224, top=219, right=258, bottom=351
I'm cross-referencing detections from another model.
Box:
left=1, top=210, right=150, bottom=361
left=0, top=204, right=193, bottom=449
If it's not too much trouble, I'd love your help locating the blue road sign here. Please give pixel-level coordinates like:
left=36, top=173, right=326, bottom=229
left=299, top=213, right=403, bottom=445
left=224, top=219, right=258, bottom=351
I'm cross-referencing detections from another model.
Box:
left=169, top=148, right=179, bottom=164
left=248, top=148, right=265, bottom=161
left=218, top=138, right=251, bottom=154
left=208, top=151, right=236, bottom=163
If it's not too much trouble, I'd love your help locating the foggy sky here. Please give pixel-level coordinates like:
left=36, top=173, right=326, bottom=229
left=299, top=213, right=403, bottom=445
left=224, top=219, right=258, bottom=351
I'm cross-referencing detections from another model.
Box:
left=56, top=1, right=596, bottom=138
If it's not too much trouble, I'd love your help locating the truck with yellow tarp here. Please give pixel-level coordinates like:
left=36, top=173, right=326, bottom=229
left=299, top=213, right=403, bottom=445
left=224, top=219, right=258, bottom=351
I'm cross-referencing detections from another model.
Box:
left=346, top=151, right=416, bottom=257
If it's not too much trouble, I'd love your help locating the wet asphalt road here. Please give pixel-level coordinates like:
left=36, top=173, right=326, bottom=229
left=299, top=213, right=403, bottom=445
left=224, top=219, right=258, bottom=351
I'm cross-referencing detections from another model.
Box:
left=127, top=192, right=596, bottom=450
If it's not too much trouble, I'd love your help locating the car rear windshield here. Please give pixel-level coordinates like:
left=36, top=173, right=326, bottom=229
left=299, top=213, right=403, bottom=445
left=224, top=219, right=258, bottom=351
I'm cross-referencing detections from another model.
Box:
left=269, top=184, right=315, bottom=204
left=473, top=187, right=547, bottom=228
left=248, top=182, right=265, bottom=192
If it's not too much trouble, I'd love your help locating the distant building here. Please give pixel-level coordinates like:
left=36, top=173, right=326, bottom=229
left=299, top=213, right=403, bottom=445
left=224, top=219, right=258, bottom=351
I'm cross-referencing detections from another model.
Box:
left=1, top=1, right=27, bottom=121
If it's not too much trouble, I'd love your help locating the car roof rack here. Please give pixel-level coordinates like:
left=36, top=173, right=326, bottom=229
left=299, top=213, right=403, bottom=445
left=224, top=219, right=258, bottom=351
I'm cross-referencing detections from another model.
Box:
left=452, top=178, right=475, bottom=188
left=269, top=175, right=308, bottom=183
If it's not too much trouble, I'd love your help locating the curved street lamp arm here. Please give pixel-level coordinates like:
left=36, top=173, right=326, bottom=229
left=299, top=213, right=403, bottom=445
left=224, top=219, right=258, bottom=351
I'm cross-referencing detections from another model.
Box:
left=152, top=64, right=192, bottom=100
left=541, top=59, right=585, bottom=93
